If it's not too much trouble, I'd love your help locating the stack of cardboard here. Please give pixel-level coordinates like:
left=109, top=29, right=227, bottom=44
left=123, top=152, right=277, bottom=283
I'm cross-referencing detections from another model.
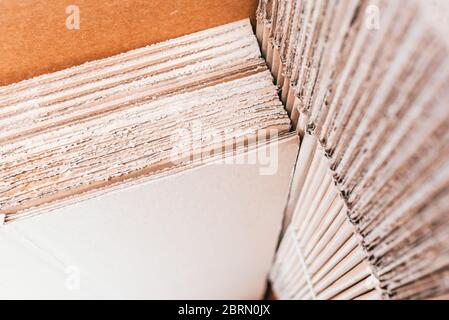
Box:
left=259, top=0, right=449, bottom=300
left=0, top=19, right=299, bottom=299
left=2, top=0, right=449, bottom=300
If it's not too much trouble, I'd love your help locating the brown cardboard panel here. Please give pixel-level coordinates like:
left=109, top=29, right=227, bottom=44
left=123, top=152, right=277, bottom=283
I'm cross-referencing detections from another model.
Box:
left=0, top=0, right=258, bottom=86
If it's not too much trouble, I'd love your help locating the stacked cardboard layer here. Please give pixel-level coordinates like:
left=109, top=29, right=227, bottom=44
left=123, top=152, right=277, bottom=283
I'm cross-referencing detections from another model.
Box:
left=270, top=135, right=380, bottom=300
left=0, top=19, right=291, bottom=221
left=0, top=19, right=301, bottom=299
left=259, top=0, right=449, bottom=299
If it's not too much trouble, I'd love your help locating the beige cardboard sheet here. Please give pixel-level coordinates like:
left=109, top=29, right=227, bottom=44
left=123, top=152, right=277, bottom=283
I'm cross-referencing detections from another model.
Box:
left=0, top=136, right=299, bottom=299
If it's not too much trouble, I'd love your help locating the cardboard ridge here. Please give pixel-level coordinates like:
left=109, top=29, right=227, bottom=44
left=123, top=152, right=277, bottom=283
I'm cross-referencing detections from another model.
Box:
left=260, top=0, right=449, bottom=300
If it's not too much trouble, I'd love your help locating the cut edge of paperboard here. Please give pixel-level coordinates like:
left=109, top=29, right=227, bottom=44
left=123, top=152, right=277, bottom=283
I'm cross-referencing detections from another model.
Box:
left=6, top=134, right=299, bottom=224
left=0, top=134, right=299, bottom=299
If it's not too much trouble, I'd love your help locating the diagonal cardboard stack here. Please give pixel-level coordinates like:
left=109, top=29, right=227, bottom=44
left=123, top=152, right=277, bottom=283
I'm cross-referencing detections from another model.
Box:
left=259, top=0, right=449, bottom=300
left=0, top=19, right=299, bottom=299
left=2, top=0, right=449, bottom=301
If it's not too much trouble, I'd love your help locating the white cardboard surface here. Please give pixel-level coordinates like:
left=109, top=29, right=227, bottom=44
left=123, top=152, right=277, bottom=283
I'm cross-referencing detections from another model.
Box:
left=0, top=136, right=299, bottom=299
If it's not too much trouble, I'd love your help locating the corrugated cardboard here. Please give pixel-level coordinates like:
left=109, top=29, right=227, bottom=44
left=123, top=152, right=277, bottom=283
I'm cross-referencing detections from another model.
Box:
left=0, top=19, right=292, bottom=221
left=0, top=136, right=299, bottom=299
left=261, top=0, right=449, bottom=300
left=0, top=0, right=258, bottom=86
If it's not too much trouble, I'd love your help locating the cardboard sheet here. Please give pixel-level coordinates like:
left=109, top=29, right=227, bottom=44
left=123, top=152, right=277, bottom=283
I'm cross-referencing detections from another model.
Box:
left=0, top=136, right=299, bottom=299
left=0, top=0, right=258, bottom=86
left=260, top=0, right=449, bottom=300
